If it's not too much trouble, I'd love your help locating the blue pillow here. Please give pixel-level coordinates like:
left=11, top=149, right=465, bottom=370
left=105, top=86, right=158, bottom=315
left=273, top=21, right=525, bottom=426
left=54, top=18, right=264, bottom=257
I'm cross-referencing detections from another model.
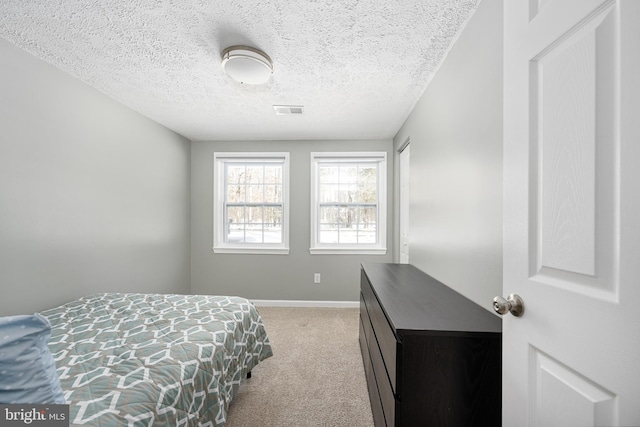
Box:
left=0, top=313, right=65, bottom=404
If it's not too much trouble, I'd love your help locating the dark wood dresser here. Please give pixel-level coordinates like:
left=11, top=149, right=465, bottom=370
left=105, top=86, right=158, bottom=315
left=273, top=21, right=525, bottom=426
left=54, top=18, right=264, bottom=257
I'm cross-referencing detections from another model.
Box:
left=358, top=263, right=502, bottom=427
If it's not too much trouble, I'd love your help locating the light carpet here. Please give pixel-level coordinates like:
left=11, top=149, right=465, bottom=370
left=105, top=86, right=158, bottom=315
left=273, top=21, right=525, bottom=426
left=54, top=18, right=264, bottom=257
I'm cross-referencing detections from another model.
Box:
left=225, top=306, right=374, bottom=427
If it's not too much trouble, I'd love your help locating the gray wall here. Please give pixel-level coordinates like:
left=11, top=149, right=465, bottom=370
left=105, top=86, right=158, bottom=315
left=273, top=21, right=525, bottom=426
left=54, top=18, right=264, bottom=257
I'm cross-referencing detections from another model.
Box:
left=0, top=38, right=191, bottom=315
left=191, top=139, right=393, bottom=302
left=393, top=0, right=503, bottom=311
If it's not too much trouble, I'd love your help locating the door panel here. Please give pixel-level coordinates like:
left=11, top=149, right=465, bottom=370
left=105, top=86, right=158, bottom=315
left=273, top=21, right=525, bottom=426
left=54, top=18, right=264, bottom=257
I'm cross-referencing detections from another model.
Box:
left=531, top=348, right=617, bottom=426
left=530, top=2, right=617, bottom=297
left=503, top=0, right=640, bottom=426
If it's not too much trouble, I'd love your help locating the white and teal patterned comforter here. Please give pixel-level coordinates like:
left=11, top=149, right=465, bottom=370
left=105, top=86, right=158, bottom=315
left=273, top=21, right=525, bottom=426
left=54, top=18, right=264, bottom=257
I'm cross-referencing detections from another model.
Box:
left=40, top=293, right=273, bottom=426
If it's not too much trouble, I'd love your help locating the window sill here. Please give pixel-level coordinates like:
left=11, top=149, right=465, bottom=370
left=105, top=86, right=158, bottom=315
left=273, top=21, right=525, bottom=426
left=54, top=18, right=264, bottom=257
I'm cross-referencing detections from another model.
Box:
left=213, top=247, right=290, bottom=255
left=309, top=247, right=387, bottom=255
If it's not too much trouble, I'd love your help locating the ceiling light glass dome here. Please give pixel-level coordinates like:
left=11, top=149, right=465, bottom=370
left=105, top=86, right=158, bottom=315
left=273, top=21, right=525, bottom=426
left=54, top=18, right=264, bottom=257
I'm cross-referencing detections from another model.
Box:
left=221, top=45, right=273, bottom=85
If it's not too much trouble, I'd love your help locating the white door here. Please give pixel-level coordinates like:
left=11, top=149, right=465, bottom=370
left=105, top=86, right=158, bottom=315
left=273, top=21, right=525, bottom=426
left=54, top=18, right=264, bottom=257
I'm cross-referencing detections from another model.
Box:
left=399, top=141, right=410, bottom=264
left=503, top=1, right=640, bottom=426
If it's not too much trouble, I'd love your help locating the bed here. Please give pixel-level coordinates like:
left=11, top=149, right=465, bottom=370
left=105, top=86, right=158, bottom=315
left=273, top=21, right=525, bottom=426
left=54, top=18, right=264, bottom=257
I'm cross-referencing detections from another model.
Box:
left=39, top=293, right=273, bottom=426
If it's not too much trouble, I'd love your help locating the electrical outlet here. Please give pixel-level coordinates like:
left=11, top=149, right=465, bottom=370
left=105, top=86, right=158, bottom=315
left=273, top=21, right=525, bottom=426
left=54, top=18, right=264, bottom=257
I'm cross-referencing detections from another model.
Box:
left=314, top=273, right=321, bottom=284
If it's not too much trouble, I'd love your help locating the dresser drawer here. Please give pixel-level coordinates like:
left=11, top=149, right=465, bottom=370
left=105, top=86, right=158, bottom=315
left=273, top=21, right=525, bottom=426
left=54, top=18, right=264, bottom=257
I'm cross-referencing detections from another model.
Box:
left=359, top=313, right=369, bottom=366
left=365, top=366, right=386, bottom=427
left=358, top=314, right=371, bottom=375
left=367, top=320, right=396, bottom=425
left=360, top=316, right=386, bottom=427
left=361, top=269, right=399, bottom=393
left=360, top=294, right=374, bottom=348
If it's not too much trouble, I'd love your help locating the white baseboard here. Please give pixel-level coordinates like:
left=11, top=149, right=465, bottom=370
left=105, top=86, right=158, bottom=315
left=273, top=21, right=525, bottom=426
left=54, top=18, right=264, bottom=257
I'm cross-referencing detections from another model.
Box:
left=251, top=299, right=359, bottom=308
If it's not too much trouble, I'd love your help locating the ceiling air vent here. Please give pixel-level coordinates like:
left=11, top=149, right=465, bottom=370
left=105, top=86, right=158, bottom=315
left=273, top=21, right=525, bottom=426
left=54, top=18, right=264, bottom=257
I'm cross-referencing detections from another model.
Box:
left=273, top=105, right=304, bottom=115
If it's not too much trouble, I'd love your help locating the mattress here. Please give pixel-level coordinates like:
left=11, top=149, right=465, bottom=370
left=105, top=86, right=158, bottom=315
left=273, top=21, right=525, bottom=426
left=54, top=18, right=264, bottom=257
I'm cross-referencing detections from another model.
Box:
left=40, top=293, right=273, bottom=426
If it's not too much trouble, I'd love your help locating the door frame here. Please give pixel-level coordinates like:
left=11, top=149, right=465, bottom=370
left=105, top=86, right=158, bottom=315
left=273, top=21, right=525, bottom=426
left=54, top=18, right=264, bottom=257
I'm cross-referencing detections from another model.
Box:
left=397, top=138, right=411, bottom=264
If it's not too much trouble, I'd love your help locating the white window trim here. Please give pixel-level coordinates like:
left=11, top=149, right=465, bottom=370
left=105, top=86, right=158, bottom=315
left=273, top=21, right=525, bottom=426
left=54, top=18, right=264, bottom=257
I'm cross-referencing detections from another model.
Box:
left=213, top=152, right=290, bottom=255
left=309, top=151, right=387, bottom=255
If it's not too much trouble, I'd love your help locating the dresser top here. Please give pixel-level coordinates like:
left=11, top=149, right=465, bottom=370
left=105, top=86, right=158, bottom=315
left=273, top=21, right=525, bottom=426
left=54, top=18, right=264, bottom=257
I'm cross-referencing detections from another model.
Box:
left=361, top=263, right=502, bottom=335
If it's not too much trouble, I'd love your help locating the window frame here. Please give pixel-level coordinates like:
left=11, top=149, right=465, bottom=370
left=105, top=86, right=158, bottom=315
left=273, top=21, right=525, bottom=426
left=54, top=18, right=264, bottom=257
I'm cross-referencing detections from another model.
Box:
left=310, top=151, right=387, bottom=255
left=213, top=152, right=290, bottom=254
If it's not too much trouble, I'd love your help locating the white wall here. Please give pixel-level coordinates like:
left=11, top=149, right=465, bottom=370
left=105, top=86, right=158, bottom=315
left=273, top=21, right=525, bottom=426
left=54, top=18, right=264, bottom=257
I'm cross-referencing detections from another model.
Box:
left=0, top=38, right=191, bottom=315
left=393, top=0, right=503, bottom=311
left=191, top=139, right=393, bottom=302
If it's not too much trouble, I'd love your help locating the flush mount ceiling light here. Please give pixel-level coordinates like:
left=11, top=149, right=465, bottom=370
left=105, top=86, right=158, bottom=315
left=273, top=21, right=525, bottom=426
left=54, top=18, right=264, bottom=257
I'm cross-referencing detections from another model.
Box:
left=221, top=45, right=273, bottom=85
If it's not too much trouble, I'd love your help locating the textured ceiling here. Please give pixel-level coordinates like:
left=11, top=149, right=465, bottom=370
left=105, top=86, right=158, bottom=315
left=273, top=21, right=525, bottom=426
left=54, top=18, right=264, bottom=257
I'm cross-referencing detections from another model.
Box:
left=0, top=0, right=479, bottom=141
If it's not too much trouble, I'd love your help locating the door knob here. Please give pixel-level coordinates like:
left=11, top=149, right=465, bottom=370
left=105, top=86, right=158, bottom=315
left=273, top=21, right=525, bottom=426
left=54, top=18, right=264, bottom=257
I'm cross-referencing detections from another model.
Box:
left=493, top=294, right=524, bottom=317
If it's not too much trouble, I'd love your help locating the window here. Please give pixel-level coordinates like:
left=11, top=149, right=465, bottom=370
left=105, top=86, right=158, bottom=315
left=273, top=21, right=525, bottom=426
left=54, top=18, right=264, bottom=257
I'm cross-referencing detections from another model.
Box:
left=310, top=152, right=387, bottom=254
left=213, top=152, right=289, bottom=254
